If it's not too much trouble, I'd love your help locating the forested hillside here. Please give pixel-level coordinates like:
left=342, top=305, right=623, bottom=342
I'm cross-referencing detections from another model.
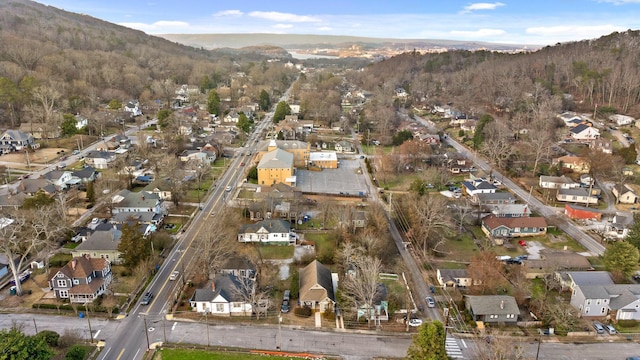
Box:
left=0, top=0, right=294, bottom=129
left=351, top=30, right=640, bottom=118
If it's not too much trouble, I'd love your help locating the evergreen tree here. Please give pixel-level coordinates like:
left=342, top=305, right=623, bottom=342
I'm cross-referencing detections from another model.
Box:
left=392, top=130, right=413, bottom=146
left=603, top=241, right=640, bottom=279
left=60, top=113, right=78, bottom=137
left=0, top=328, right=53, bottom=360
left=237, top=112, right=251, bottom=133
left=273, top=101, right=291, bottom=124
left=207, top=90, right=221, bottom=116
left=259, top=89, right=271, bottom=111
left=117, top=222, right=150, bottom=267
left=199, top=75, right=213, bottom=93
left=407, top=320, right=448, bottom=360
left=22, top=191, right=55, bottom=209
left=473, top=114, right=493, bottom=150
left=86, top=181, right=95, bottom=203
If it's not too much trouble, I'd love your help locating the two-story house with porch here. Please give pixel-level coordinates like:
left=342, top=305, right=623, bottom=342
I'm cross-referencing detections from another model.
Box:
left=48, top=255, right=111, bottom=304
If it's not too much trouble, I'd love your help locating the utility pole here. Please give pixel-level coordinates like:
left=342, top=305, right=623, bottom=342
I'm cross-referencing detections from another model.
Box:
left=144, top=317, right=150, bottom=350
left=33, top=318, right=38, bottom=333
left=85, top=304, right=93, bottom=343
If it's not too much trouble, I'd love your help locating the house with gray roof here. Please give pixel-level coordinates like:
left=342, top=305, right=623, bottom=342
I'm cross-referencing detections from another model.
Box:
left=437, top=268, right=473, bottom=288
left=556, top=188, right=598, bottom=205
left=491, top=203, right=530, bottom=218
left=237, top=219, right=292, bottom=244
left=84, top=150, right=116, bottom=169
left=110, top=189, right=163, bottom=216
left=219, top=255, right=256, bottom=279
left=464, top=295, right=520, bottom=324
left=71, top=227, right=123, bottom=264
left=17, top=178, right=56, bottom=196
left=299, top=260, right=336, bottom=313
left=475, top=192, right=517, bottom=207
left=189, top=273, right=253, bottom=316
left=0, top=192, right=27, bottom=210
left=560, top=271, right=640, bottom=319
left=539, top=175, right=580, bottom=189
left=71, top=166, right=99, bottom=184
left=0, top=130, right=34, bottom=153
left=41, top=170, right=73, bottom=189
left=612, top=184, right=638, bottom=204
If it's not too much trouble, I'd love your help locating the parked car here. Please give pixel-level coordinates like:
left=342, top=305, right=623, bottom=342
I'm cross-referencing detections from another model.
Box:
left=408, top=318, right=423, bottom=327
left=605, top=324, right=617, bottom=335
left=518, top=240, right=527, bottom=247
left=593, top=321, right=605, bottom=334
left=141, top=292, right=153, bottom=305
left=281, top=299, right=290, bottom=313
left=72, top=150, right=80, bottom=155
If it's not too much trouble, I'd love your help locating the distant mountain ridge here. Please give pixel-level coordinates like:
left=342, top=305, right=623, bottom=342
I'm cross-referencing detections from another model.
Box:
left=158, top=33, right=539, bottom=52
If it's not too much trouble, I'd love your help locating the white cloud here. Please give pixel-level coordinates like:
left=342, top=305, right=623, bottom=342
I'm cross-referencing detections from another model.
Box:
left=273, top=24, right=293, bottom=29
left=213, top=10, right=243, bottom=17
left=462, top=2, right=505, bottom=13
left=450, top=28, right=506, bottom=37
left=248, top=11, right=321, bottom=23
left=317, top=26, right=333, bottom=31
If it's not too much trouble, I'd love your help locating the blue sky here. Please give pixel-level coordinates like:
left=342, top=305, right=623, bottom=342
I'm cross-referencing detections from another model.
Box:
left=38, top=0, right=640, bottom=45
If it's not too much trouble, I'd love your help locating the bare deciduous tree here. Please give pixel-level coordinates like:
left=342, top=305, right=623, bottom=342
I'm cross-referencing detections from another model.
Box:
left=231, top=275, right=270, bottom=319
left=194, top=220, right=233, bottom=280
left=405, top=194, right=451, bottom=256
left=467, top=251, right=508, bottom=295
left=341, top=254, right=382, bottom=328
left=0, top=204, right=69, bottom=296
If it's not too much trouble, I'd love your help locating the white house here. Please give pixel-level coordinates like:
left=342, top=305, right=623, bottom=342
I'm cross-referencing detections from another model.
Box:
left=124, top=100, right=142, bottom=117
left=610, top=114, right=635, bottom=127
left=189, top=274, right=253, bottom=316
left=75, top=115, right=89, bottom=130
left=84, top=150, right=116, bottom=169
left=461, top=179, right=497, bottom=197
left=237, top=219, right=292, bottom=244
left=41, top=170, right=73, bottom=189
left=110, top=189, right=163, bottom=215
left=539, top=175, right=580, bottom=189
left=570, top=124, right=600, bottom=141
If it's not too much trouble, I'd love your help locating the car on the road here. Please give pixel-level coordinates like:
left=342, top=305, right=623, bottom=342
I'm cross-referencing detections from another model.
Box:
left=169, top=271, right=179, bottom=281
left=72, top=150, right=80, bottom=155
left=240, top=162, right=245, bottom=166
left=225, top=186, right=232, bottom=192
left=426, top=296, right=436, bottom=308
left=140, top=292, right=153, bottom=305
left=91, top=217, right=100, bottom=225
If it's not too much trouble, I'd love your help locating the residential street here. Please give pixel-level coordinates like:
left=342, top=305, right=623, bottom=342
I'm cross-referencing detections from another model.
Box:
left=410, top=113, right=606, bottom=256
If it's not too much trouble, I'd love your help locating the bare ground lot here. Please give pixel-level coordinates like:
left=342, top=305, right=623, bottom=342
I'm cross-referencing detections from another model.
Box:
left=0, top=148, right=67, bottom=170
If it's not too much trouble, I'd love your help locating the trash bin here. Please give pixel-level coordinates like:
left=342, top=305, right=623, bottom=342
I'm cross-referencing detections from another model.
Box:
left=79, top=312, right=85, bottom=318
left=9, top=286, right=16, bottom=296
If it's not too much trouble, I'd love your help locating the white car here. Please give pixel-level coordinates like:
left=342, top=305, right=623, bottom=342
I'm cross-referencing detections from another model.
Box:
left=169, top=270, right=179, bottom=281
left=225, top=186, right=232, bottom=192
left=409, top=318, right=423, bottom=327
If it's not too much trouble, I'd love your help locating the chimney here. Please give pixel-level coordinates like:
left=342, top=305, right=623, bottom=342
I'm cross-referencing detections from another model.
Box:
left=84, top=254, right=90, bottom=260
left=71, top=259, right=77, bottom=270
left=211, top=281, right=215, bottom=291
left=141, top=194, right=145, bottom=200
left=500, top=300, right=504, bottom=309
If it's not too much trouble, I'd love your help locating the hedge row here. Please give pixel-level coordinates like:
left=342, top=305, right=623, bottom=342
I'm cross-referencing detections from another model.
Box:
left=32, top=303, right=120, bottom=314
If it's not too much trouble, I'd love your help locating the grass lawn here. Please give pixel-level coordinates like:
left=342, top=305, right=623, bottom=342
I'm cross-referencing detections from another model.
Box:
left=304, top=232, right=335, bottom=254
left=63, top=242, right=80, bottom=249
left=252, top=245, right=294, bottom=259
left=155, top=348, right=310, bottom=360
left=439, top=233, right=480, bottom=261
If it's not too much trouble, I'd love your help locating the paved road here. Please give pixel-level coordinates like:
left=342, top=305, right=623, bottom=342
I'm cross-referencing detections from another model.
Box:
left=410, top=114, right=605, bottom=256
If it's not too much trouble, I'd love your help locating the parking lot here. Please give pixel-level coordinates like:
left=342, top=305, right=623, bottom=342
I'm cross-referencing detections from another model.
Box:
left=295, top=157, right=370, bottom=196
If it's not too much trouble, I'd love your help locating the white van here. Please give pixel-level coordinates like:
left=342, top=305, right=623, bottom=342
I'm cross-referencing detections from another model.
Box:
left=169, top=270, right=179, bottom=281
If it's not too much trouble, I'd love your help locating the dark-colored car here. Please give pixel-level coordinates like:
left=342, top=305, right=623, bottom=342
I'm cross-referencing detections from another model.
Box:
left=141, top=292, right=153, bottom=305
left=281, top=299, right=290, bottom=313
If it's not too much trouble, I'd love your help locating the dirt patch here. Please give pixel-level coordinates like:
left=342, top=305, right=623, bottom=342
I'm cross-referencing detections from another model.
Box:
left=1, top=148, right=67, bottom=169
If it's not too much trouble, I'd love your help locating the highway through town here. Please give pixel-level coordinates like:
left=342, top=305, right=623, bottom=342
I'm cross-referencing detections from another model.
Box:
left=410, top=114, right=606, bottom=256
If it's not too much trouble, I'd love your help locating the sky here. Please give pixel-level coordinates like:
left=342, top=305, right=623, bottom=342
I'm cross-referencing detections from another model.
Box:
left=36, top=0, right=640, bottom=46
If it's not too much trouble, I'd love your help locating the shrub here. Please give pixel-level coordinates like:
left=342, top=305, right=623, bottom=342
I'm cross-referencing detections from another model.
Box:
left=294, top=306, right=312, bottom=317
left=618, top=320, right=637, bottom=328
left=36, top=330, right=59, bottom=347
left=65, top=344, right=87, bottom=360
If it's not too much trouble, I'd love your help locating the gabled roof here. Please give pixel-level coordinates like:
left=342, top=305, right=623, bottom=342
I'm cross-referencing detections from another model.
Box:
left=190, top=273, right=249, bottom=303
left=111, top=189, right=160, bottom=208
left=299, top=260, right=335, bottom=303
left=75, top=228, right=122, bottom=251
left=50, top=256, right=109, bottom=281
left=72, top=166, right=98, bottom=179
left=482, top=215, right=547, bottom=230
left=257, top=148, right=294, bottom=169
left=1, top=130, right=32, bottom=142
left=86, top=150, right=112, bottom=159
left=221, top=255, right=256, bottom=272
left=465, top=295, right=520, bottom=315
left=565, top=271, right=614, bottom=286
left=613, top=184, right=635, bottom=196
left=19, top=179, right=53, bottom=194
left=570, top=123, right=591, bottom=134
left=539, top=175, right=575, bottom=184
left=476, top=192, right=516, bottom=202
left=438, top=268, right=470, bottom=281
left=0, top=193, right=27, bottom=207
left=557, top=188, right=592, bottom=197
left=41, top=170, right=69, bottom=181
left=239, top=219, right=290, bottom=234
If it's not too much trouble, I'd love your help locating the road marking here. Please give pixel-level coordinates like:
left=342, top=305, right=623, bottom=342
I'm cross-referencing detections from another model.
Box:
left=99, top=347, right=111, bottom=360
left=134, top=348, right=141, bottom=360
left=115, top=348, right=125, bottom=360
left=172, top=322, right=177, bottom=331
left=93, top=330, right=100, bottom=339
left=461, top=339, right=467, bottom=348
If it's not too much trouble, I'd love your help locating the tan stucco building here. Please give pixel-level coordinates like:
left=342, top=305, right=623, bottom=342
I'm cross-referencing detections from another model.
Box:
left=257, top=144, right=295, bottom=186
left=256, top=140, right=310, bottom=167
